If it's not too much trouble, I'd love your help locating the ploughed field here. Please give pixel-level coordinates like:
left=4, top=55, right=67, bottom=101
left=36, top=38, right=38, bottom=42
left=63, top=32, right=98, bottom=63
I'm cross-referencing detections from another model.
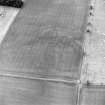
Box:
left=0, top=0, right=88, bottom=80
left=1, top=0, right=105, bottom=105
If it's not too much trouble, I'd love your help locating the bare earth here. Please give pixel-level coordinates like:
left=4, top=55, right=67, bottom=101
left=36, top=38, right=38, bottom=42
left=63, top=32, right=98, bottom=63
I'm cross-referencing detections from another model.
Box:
left=83, top=0, right=105, bottom=84
left=1, top=0, right=105, bottom=105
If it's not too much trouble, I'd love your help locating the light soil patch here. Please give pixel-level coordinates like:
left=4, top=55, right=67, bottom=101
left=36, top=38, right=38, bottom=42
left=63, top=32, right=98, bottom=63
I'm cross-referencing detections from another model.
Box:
left=82, top=0, right=105, bottom=84
left=0, top=6, right=19, bottom=44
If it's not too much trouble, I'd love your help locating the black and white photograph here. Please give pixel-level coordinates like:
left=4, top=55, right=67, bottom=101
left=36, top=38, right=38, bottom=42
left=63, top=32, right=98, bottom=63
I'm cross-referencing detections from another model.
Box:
left=0, top=0, right=105, bottom=105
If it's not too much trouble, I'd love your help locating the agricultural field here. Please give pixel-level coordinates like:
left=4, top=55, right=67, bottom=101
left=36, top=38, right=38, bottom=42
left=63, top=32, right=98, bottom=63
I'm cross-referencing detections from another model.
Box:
left=0, top=0, right=105, bottom=105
